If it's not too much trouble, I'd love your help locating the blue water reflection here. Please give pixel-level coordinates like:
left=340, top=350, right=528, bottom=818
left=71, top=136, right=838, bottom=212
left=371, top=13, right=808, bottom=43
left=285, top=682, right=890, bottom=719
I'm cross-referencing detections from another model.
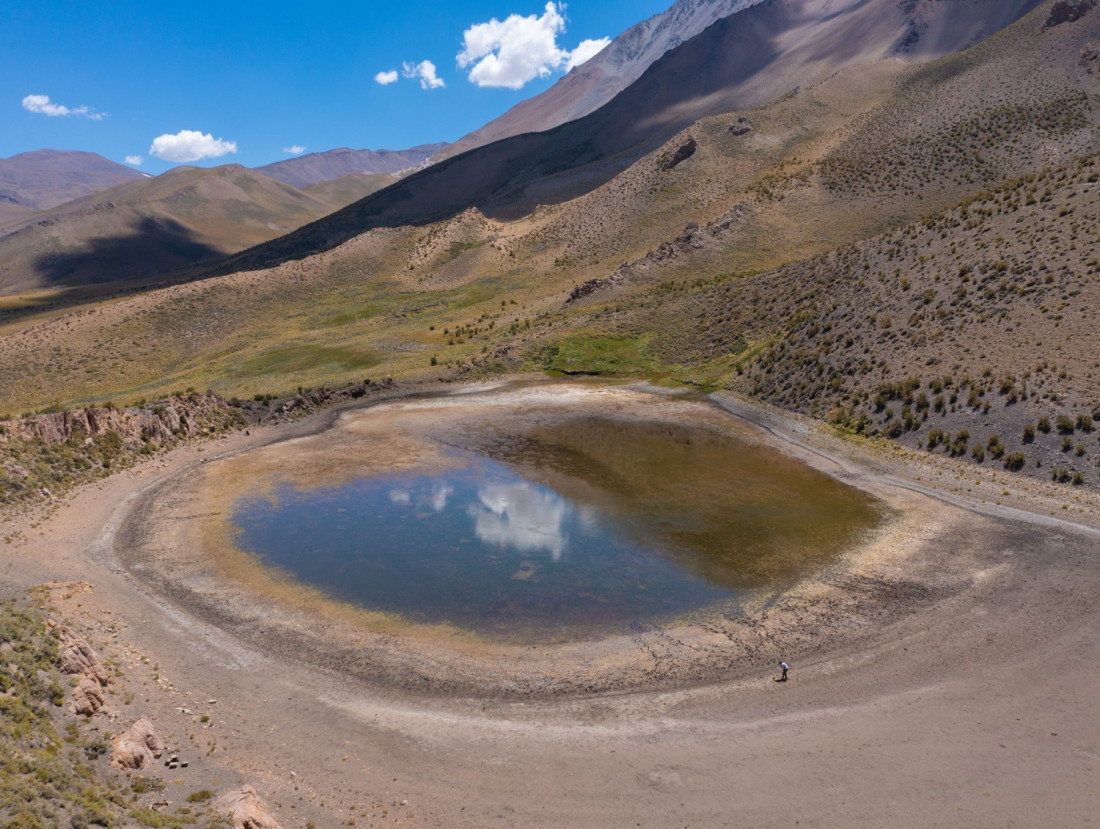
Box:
left=231, top=458, right=734, bottom=640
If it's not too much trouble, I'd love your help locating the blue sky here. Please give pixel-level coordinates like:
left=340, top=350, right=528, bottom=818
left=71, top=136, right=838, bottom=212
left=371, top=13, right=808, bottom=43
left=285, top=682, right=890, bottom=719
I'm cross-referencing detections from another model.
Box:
left=2, top=0, right=670, bottom=172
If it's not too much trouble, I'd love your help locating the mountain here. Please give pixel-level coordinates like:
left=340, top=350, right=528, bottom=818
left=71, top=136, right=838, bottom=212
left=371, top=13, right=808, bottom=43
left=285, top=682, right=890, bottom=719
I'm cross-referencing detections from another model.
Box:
left=256, top=144, right=449, bottom=189
left=212, top=0, right=1043, bottom=278
left=0, top=201, right=35, bottom=230
left=0, top=164, right=346, bottom=292
left=301, top=172, right=399, bottom=207
left=439, top=0, right=766, bottom=159
left=0, top=149, right=145, bottom=211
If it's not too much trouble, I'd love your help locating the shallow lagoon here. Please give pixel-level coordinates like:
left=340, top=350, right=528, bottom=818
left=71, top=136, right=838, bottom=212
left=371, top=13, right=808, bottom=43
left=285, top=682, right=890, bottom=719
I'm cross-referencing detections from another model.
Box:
left=230, top=413, right=883, bottom=642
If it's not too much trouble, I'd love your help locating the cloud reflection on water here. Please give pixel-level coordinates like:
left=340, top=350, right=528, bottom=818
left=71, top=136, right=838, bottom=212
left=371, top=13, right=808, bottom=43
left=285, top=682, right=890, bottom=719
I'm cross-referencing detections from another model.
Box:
left=469, top=481, right=569, bottom=561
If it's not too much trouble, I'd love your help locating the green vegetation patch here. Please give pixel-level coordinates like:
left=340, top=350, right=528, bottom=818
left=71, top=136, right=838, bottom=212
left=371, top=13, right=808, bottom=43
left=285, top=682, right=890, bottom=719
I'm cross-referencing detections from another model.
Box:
left=229, top=343, right=380, bottom=378
left=543, top=336, right=654, bottom=376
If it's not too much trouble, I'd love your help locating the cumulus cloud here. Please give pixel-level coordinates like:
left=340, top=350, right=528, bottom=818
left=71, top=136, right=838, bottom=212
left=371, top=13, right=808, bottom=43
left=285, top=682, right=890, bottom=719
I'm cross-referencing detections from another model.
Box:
left=564, top=36, right=611, bottom=71
left=283, top=145, right=306, bottom=154
left=149, top=130, right=238, bottom=163
left=457, top=2, right=608, bottom=90
left=374, top=69, right=399, bottom=86
left=22, top=94, right=106, bottom=120
left=124, top=155, right=143, bottom=166
left=402, top=60, right=445, bottom=89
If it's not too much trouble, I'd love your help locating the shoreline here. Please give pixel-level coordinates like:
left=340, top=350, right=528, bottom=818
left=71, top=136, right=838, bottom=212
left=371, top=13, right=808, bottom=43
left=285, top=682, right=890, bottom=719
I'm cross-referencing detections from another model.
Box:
left=4, top=377, right=1099, bottom=827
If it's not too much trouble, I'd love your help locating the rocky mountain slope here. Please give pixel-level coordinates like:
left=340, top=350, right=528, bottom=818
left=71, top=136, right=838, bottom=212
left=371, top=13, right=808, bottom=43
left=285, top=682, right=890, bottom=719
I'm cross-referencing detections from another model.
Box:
left=0, top=149, right=145, bottom=211
left=257, top=143, right=448, bottom=188
left=210, top=0, right=1043, bottom=279
left=439, top=0, right=766, bottom=159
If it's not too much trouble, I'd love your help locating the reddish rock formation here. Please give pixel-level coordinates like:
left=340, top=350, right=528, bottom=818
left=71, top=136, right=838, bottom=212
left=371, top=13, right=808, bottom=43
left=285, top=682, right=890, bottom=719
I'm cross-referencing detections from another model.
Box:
left=110, top=716, right=164, bottom=772
left=56, top=635, right=109, bottom=686
left=9, top=392, right=227, bottom=448
left=71, top=676, right=106, bottom=717
left=213, top=786, right=283, bottom=829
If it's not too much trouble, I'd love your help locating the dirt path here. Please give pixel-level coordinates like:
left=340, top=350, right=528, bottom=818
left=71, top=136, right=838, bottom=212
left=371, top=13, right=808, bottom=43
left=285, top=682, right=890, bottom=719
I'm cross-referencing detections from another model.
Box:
left=4, top=380, right=1098, bottom=828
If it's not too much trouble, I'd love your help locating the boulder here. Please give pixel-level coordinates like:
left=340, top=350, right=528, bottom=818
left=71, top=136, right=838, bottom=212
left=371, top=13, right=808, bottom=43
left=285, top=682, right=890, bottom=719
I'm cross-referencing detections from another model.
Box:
left=48, top=620, right=109, bottom=686
left=70, top=676, right=106, bottom=717
left=213, top=786, right=283, bottom=829
left=110, top=717, right=164, bottom=772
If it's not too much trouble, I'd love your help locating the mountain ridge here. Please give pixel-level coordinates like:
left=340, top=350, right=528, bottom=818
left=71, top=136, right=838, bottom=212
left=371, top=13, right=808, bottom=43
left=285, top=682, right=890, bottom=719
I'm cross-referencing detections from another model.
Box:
left=257, top=143, right=449, bottom=189
left=0, top=149, right=145, bottom=211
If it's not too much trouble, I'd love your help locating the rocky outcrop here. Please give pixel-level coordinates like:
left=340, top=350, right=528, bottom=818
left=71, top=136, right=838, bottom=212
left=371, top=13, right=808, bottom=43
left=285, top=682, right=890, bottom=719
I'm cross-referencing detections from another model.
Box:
left=47, top=618, right=109, bottom=715
left=661, top=137, right=697, bottom=171
left=71, top=677, right=106, bottom=717
left=566, top=202, right=752, bottom=305
left=273, top=378, right=394, bottom=418
left=52, top=626, right=109, bottom=685
left=110, top=717, right=164, bottom=772
left=9, top=392, right=227, bottom=448
left=1046, top=0, right=1097, bottom=27
left=213, top=786, right=282, bottom=829
left=728, top=116, right=753, bottom=136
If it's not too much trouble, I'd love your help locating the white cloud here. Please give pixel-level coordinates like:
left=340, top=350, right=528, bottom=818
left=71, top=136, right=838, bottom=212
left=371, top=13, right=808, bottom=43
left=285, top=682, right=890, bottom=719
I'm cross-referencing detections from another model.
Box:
left=456, top=2, right=608, bottom=90
left=374, top=70, right=399, bottom=86
left=124, top=155, right=143, bottom=166
left=469, top=482, right=569, bottom=561
left=564, top=37, right=611, bottom=71
left=22, top=94, right=106, bottom=120
left=149, top=130, right=238, bottom=163
left=402, top=60, right=445, bottom=90
left=283, top=145, right=306, bottom=155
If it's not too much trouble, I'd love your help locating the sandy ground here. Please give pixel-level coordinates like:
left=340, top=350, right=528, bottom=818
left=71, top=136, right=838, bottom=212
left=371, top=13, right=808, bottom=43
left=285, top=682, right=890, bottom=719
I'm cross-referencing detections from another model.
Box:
left=3, top=379, right=1098, bottom=828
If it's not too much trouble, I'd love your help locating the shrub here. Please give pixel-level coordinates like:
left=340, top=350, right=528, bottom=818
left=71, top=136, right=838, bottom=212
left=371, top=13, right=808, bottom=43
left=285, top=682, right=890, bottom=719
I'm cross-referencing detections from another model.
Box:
left=1056, top=415, right=1076, bottom=434
left=972, top=444, right=986, bottom=462
left=987, top=435, right=1005, bottom=459
left=1003, top=452, right=1026, bottom=471
left=1037, top=416, right=1052, bottom=433
left=1022, top=423, right=1035, bottom=443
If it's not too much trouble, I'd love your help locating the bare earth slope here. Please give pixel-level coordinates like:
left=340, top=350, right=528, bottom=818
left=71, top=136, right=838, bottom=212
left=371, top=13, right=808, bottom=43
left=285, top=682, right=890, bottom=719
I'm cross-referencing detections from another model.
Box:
left=211, top=0, right=1042, bottom=279
left=0, top=149, right=145, bottom=210
left=301, top=171, right=400, bottom=207
left=0, top=201, right=35, bottom=230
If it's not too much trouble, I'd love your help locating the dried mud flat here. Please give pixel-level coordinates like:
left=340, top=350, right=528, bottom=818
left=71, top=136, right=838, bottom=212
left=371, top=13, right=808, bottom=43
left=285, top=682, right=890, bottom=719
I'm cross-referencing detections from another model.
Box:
left=4, top=380, right=1099, bottom=827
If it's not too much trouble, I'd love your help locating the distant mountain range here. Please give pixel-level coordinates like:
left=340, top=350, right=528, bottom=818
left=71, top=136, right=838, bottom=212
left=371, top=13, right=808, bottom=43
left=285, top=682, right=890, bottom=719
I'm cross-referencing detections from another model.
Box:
left=0, top=150, right=145, bottom=212
left=256, top=144, right=449, bottom=188
left=0, top=143, right=448, bottom=291
left=0, top=163, right=398, bottom=292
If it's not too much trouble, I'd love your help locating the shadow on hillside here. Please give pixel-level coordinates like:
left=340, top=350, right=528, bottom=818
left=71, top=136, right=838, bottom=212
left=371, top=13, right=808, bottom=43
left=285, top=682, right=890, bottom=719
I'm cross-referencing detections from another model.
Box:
left=32, top=217, right=223, bottom=288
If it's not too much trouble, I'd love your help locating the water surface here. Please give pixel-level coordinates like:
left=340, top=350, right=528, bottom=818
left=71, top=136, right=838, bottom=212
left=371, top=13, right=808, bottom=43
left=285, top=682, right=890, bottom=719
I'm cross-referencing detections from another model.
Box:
left=230, top=416, right=883, bottom=641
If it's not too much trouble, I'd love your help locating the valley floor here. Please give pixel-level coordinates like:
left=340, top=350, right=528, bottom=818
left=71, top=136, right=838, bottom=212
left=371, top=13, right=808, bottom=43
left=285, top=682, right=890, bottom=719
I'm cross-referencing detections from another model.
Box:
left=3, top=379, right=1098, bottom=828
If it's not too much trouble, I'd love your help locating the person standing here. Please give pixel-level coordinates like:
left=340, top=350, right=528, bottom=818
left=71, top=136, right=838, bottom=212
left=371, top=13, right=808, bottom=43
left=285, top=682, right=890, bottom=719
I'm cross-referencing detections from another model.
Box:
left=778, top=661, right=789, bottom=682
